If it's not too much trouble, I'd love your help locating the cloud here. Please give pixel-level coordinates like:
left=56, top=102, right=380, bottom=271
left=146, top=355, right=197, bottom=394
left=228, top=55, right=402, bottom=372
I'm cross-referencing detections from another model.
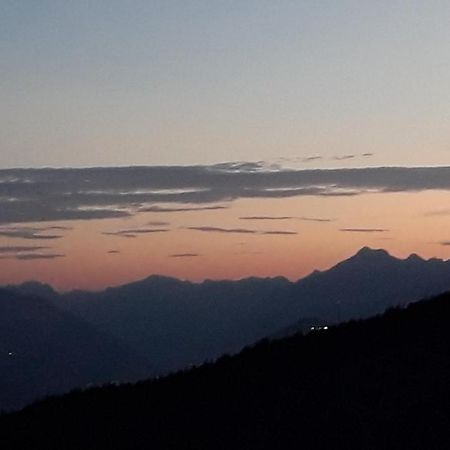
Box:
left=0, top=164, right=450, bottom=225
left=141, top=205, right=228, bottom=213
left=276, top=154, right=373, bottom=166
left=147, top=221, right=170, bottom=226
left=0, top=243, right=63, bottom=260
left=298, top=217, right=335, bottom=223
left=210, top=161, right=281, bottom=172
left=15, top=253, right=65, bottom=260
left=0, top=226, right=65, bottom=240
left=186, top=226, right=257, bottom=234
left=302, top=156, right=322, bottom=162
left=186, top=226, right=297, bottom=236
left=240, top=216, right=295, bottom=221
left=440, top=241, right=450, bottom=246
left=340, top=228, right=389, bottom=233
left=260, top=230, right=298, bottom=235
left=102, top=228, right=170, bottom=238
left=239, top=216, right=334, bottom=222
left=0, top=253, right=65, bottom=261
left=169, top=253, right=200, bottom=258
left=333, top=155, right=356, bottom=161
left=102, top=232, right=136, bottom=238
left=0, top=245, right=51, bottom=253
left=107, top=250, right=121, bottom=254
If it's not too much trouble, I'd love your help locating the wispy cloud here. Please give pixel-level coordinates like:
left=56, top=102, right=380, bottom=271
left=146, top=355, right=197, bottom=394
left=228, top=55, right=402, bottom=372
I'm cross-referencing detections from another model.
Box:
left=0, top=226, right=65, bottom=240
left=169, top=253, right=200, bottom=258
left=141, top=205, right=228, bottom=213
left=146, top=221, right=170, bottom=226
left=298, top=217, right=335, bottom=223
left=0, top=253, right=65, bottom=261
left=0, top=244, right=63, bottom=260
left=107, top=250, right=120, bottom=254
left=0, top=245, right=50, bottom=253
left=0, top=164, right=449, bottom=225
left=340, top=228, right=389, bottom=233
left=302, top=156, right=322, bottom=162
left=102, top=228, right=170, bottom=238
left=186, top=226, right=257, bottom=234
left=260, top=230, right=298, bottom=235
left=15, top=253, right=65, bottom=260
left=276, top=154, right=374, bottom=166
left=240, top=216, right=295, bottom=221
left=333, top=155, right=356, bottom=161
left=440, top=241, right=450, bottom=246
left=185, top=226, right=297, bottom=236
left=239, top=216, right=334, bottom=222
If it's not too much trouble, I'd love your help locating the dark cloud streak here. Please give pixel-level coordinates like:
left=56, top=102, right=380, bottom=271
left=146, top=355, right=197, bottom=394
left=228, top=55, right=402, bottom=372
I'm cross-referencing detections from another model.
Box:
left=340, top=228, right=389, bottom=233
left=1, top=165, right=449, bottom=225
left=141, top=205, right=228, bottom=213
left=240, top=216, right=334, bottom=222
left=185, top=226, right=297, bottom=236
left=0, top=245, right=50, bottom=253
left=102, top=228, right=169, bottom=238
left=0, top=226, right=64, bottom=240
left=186, top=227, right=257, bottom=234
left=0, top=253, right=65, bottom=261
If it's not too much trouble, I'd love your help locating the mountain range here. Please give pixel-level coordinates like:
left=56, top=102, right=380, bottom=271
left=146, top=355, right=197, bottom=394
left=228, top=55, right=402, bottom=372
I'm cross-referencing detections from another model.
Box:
left=2, top=247, right=450, bottom=411
left=0, top=289, right=151, bottom=412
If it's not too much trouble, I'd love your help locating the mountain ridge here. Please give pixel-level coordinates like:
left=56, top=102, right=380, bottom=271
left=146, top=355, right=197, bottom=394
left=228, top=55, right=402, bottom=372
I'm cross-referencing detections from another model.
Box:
left=8, top=247, right=449, bottom=373
left=3, top=247, right=450, bottom=410
left=7, top=247, right=449, bottom=296
left=0, top=289, right=152, bottom=412
left=2, top=290, right=450, bottom=449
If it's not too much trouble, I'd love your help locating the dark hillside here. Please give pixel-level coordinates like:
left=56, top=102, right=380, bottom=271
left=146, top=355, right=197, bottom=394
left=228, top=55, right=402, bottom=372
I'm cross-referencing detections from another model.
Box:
left=0, top=289, right=152, bottom=412
left=2, top=291, right=450, bottom=449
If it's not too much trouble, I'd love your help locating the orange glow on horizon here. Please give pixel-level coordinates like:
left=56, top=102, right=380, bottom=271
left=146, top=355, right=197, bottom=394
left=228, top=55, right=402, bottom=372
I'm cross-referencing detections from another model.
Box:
left=0, top=191, right=449, bottom=291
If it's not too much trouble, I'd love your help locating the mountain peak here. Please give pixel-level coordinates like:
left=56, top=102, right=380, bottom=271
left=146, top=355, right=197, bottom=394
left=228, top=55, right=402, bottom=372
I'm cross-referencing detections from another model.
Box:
left=406, top=253, right=425, bottom=263
left=354, top=247, right=391, bottom=259
left=7, top=281, right=58, bottom=299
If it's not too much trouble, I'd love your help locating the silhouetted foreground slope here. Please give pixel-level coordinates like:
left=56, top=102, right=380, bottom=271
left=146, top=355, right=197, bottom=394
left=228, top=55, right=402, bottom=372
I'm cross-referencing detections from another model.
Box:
left=2, top=292, right=450, bottom=450
left=0, top=289, right=152, bottom=412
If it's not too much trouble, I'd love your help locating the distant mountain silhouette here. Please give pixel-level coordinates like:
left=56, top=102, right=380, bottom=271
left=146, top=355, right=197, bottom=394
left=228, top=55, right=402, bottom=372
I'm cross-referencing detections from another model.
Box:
left=2, top=290, right=450, bottom=450
left=291, top=246, right=450, bottom=321
left=57, top=275, right=295, bottom=373
left=6, top=281, right=59, bottom=302
left=0, top=289, right=152, bottom=412
left=9, top=248, right=450, bottom=377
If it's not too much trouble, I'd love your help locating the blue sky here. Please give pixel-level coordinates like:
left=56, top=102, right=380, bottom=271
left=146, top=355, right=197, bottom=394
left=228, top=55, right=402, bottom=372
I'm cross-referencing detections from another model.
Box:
left=1, top=0, right=450, bottom=168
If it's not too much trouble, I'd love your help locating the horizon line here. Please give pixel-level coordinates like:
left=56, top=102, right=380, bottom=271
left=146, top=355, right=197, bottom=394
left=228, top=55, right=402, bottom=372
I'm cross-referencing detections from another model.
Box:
left=4, top=246, right=448, bottom=295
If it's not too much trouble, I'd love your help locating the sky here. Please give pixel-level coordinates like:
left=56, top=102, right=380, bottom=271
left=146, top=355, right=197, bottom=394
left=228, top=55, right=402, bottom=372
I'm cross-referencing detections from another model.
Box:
left=0, top=1, right=450, bottom=289
left=2, top=0, right=450, bottom=168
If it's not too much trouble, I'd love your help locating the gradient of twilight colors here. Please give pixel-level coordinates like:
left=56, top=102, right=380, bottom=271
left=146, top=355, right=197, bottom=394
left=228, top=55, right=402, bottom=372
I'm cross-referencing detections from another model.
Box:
left=0, top=164, right=449, bottom=291
left=2, top=1, right=450, bottom=169
left=1, top=2, right=450, bottom=289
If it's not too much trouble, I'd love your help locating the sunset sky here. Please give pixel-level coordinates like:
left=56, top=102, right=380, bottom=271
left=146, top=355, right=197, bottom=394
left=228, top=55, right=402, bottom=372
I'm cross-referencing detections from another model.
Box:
left=1, top=1, right=450, bottom=290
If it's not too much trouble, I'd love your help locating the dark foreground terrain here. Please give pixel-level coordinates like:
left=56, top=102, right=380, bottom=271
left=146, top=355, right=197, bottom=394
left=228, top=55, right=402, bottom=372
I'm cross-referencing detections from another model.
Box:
left=1, top=291, right=450, bottom=450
